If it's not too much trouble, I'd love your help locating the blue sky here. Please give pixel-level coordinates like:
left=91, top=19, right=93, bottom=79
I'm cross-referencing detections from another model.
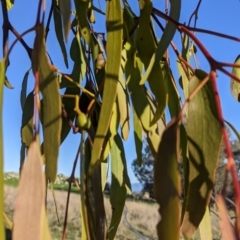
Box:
left=0, top=0, right=240, bottom=183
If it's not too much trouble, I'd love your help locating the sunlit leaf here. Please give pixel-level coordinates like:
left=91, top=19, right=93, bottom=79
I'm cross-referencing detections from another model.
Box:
left=0, top=59, right=6, bottom=240
left=154, top=118, right=180, bottom=240
left=89, top=0, right=123, bottom=176
left=231, top=54, right=240, bottom=102
left=20, top=68, right=31, bottom=110
left=199, top=207, right=212, bottom=240
left=126, top=52, right=154, bottom=131
left=13, top=140, right=45, bottom=240
left=32, top=25, right=62, bottom=182
left=59, top=0, right=71, bottom=42
left=53, top=5, right=69, bottom=68
left=181, top=70, right=222, bottom=238
left=74, top=1, right=98, bottom=60
left=6, top=0, right=14, bottom=10
left=216, top=195, right=237, bottom=240
left=117, top=70, right=130, bottom=141
left=136, top=1, right=167, bottom=125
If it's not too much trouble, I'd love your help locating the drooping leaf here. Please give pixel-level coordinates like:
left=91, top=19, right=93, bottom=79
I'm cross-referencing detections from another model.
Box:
left=162, top=62, right=180, bottom=117
left=12, top=140, right=45, bottom=240
left=139, top=0, right=181, bottom=87
left=74, top=0, right=99, bottom=61
left=231, top=54, right=240, bottom=102
left=198, top=207, right=213, bottom=240
left=59, top=0, right=71, bottom=42
left=0, top=59, right=6, bottom=240
left=20, top=68, right=31, bottom=110
left=216, top=194, right=237, bottom=240
left=61, top=87, right=79, bottom=144
left=177, top=33, right=191, bottom=100
left=21, top=91, right=34, bottom=147
left=154, top=118, right=180, bottom=240
left=117, top=70, right=130, bottom=141
left=59, top=35, right=86, bottom=88
left=181, top=70, right=222, bottom=238
left=133, top=108, right=142, bottom=166
left=136, top=0, right=167, bottom=124
left=126, top=51, right=154, bottom=131
left=89, top=0, right=123, bottom=176
left=53, top=4, right=69, bottom=68
left=4, top=76, right=14, bottom=89
left=32, top=25, right=62, bottom=182
left=109, top=135, right=129, bottom=240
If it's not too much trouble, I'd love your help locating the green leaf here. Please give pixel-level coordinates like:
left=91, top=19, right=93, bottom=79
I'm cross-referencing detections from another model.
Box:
left=32, top=25, right=62, bottom=182
left=12, top=140, right=46, bottom=240
left=231, top=54, right=240, bottom=102
left=89, top=0, right=123, bottom=176
left=199, top=207, right=212, bottom=240
left=177, top=33, right=191, bottom=100
left=139, top=0, right=181, bottom=86
left=117, top=71, right=130, bottom=140
left=133, top=108, right=142, bottom=166
left=136, top=1, right=167, bottom=124
left=4, top=76, right=14, bottom=89
left=21, top=91, right=34, bottom=147
left=53, top=5, right=69, bottom=68
left=126, top=52, right=154, bottom=131
left=6, top=0, right=14, bottom=10
left=61, top=87, right=79, bottom=143
left=59, top=0, right=71, bottom=42
left=154, top=118, right=180, bottom=240
left=162, top=63, right=180, bottom=117
left=109, top=135, right=130, bottom=240
left=181, top=70, right=222, bottom=238
left=20, top=68, right=31, bottom=110
left=0, top=59, right=6, bottom=240
left=74, top=0, right=97, bottom=60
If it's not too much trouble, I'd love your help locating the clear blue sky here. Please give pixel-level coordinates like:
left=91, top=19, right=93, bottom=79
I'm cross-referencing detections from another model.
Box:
left=0, top=0, right=240, bottom=183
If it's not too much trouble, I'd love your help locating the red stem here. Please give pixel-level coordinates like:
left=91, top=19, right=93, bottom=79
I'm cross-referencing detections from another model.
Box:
left=210, top=72, right=240, bottom=237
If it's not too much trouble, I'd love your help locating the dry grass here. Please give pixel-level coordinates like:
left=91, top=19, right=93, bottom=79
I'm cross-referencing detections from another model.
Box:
left=4, top=186, right=233, bottom=239
left=4, top=186, right=159, bottom=239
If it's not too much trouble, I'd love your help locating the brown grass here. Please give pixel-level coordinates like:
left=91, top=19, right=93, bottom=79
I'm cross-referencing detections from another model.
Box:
left=4, top=186, right=159, bottom=239
left=5, top=186, right=234, bottom=239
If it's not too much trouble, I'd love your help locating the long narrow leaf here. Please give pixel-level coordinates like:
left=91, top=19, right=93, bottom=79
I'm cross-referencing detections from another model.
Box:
left=154, top=118, right=180, bottom=240
left=89, top=0, right=123, bottom=176
left=32, top=25, right=62, bottom=182
left=0, top=59, right=6, bottom=240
